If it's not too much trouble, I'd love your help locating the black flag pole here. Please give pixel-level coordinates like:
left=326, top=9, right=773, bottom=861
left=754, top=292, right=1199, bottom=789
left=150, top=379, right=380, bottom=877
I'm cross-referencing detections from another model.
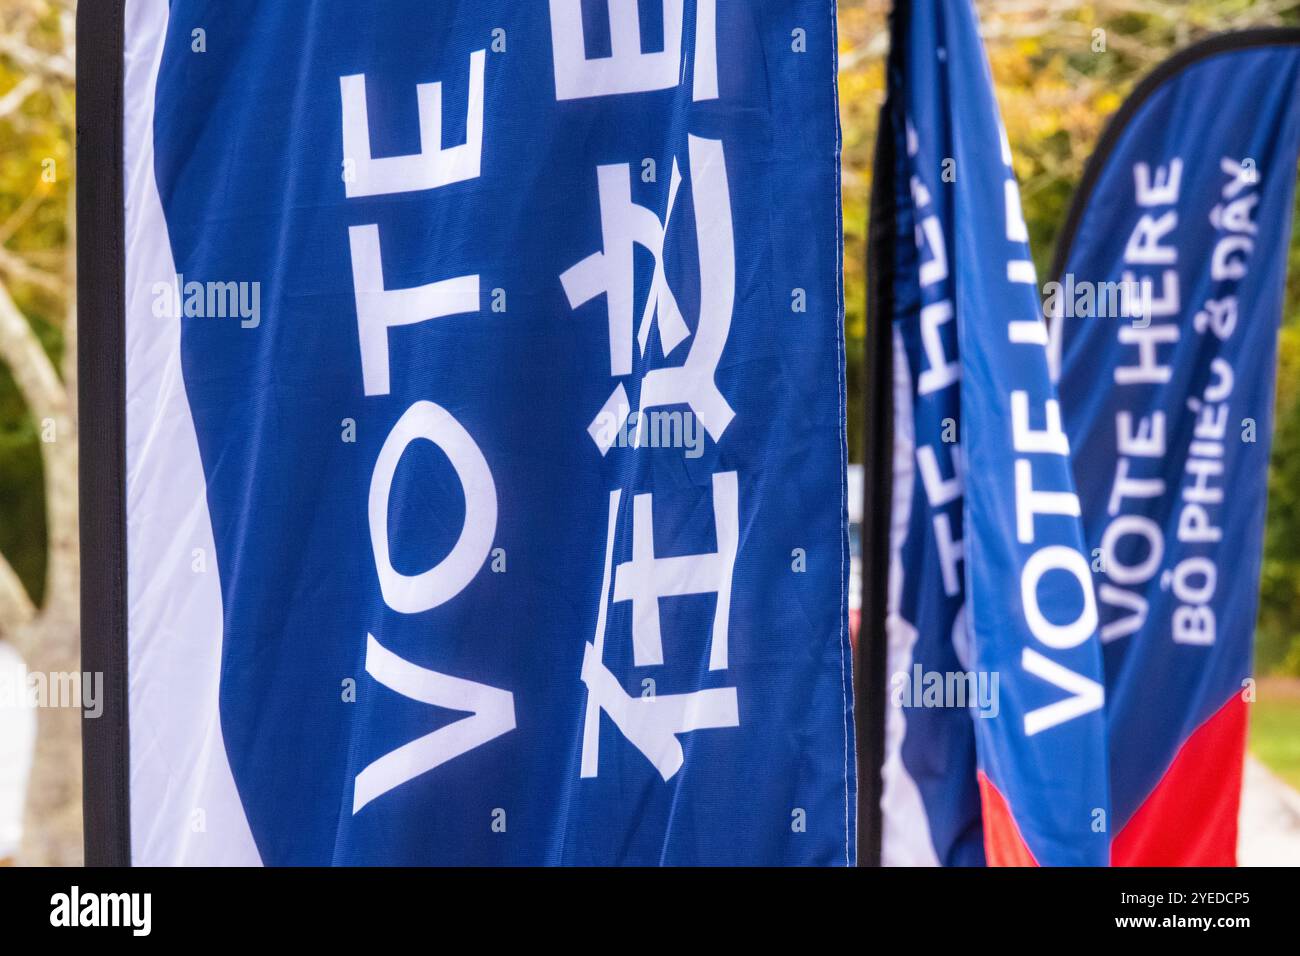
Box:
left=854, top=0, right=911, bottom=871
left=77, top=0, right=131, bottom=867
left=856, top=98, right=899, bottom=868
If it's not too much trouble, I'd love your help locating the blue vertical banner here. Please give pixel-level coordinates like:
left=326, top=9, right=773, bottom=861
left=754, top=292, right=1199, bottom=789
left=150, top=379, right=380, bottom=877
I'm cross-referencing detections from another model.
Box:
left=105, top=0, right=855, bottom=865
left=875, top=0, right=1108, bottom=866
left=1051, top=30, right=1300, bottom=865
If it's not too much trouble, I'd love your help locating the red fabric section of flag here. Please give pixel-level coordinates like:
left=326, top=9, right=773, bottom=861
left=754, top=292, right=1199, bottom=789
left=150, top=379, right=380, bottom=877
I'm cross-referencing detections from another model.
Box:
left=1112, top=692, right=1247, bottom=866
left=978, top=770, right=1039, bottom=866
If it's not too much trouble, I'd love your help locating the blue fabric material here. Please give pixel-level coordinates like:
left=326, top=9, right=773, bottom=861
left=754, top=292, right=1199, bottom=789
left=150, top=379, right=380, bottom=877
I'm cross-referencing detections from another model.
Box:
left=149, top=0, right=854, bottom=865
left=1055, top=41, right=1300, bottom=832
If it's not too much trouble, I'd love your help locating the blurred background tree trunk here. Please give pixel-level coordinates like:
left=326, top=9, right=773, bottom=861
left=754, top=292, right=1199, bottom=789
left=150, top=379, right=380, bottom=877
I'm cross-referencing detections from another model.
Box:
left=0, top=0, right=80, bottom=866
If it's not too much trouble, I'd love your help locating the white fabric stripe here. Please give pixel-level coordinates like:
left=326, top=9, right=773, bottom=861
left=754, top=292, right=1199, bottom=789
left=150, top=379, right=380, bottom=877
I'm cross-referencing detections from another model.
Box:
left=1007, top=259, right=1037, bottom=284
left=0, top=644, right=35, bottom=858
left=124, top=0, right=261, bottom=865
left=692, top=0, right=718, bottom=101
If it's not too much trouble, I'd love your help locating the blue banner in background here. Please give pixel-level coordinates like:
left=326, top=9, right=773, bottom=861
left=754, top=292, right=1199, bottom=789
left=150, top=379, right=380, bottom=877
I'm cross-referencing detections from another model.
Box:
left=127, top=0, right=854, bottom=865
left=879, top=0, right=1108, bottom=866
left=876, top=17, right=984, bottom=865
left=1052, top=31, right=1300, bottom=865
